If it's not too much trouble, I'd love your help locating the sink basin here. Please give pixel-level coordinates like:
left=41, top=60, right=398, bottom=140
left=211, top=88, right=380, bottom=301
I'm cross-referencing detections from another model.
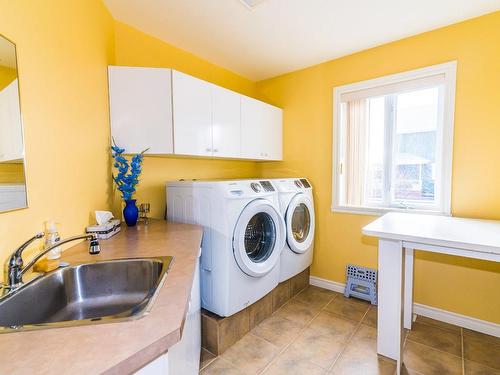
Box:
left=0, top=256, right=173, bottom=333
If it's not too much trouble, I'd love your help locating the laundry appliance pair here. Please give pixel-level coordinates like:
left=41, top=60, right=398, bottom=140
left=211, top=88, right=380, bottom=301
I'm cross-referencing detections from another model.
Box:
left=166, top=178, right=314, bottom=317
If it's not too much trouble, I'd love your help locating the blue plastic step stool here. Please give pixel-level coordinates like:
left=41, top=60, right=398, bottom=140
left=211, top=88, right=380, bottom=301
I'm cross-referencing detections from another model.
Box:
left=344, top=264, right=377, bottom=305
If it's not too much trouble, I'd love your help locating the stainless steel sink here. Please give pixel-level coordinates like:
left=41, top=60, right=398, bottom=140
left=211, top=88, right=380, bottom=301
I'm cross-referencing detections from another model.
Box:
left=0, top=256, right=173, bottom=333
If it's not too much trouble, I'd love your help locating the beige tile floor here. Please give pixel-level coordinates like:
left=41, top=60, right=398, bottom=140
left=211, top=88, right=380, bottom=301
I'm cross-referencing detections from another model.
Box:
left=200, top=286, right=500, bottom=375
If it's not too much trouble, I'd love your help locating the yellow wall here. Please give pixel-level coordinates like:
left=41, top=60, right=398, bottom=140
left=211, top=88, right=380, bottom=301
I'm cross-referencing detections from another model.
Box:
left=257, top=11, right=500, bottom=323
left=0, top=0, right=115, bottom=274
left=0, top=162, right=25, bottom=184
left=113, top=22, right=260, bottom=219
left=0, top=2, right=497, bottom=324
left=0, top=66, right=17, bottom=90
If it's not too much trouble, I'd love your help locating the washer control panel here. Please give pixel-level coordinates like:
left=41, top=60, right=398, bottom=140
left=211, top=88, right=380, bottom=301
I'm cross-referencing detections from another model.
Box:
left=300, top=179, right=311, bottom=188
left=259, top=181, right=275, bottom=192
left=250, top=182, right=262, bottom=192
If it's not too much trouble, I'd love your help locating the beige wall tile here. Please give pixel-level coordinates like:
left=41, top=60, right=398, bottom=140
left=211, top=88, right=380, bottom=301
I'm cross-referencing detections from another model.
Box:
left=272, top=280, right=291, bottom=311
left=202, top=313, right=219, bottom=355
left=219, top=309, right=250, bottom=354
left=290, top=268, right=310, bottom=296
left=249, top=292, right=273, bottom=330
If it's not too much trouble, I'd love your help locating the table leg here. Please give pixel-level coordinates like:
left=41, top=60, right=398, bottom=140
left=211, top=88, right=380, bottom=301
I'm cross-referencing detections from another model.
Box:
left=404, top=247, right=414, bottom=330
left=377, top=238, right=405, bottom=374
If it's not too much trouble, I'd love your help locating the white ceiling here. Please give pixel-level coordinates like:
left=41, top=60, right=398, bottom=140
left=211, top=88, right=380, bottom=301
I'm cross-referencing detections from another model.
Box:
left=104, top=0, right=500, bottom=80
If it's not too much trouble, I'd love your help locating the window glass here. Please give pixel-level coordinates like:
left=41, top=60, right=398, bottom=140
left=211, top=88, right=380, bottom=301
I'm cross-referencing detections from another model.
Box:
left=393, top=87, right=439, bottom=203
left=333, top=63, right=455, bottom=214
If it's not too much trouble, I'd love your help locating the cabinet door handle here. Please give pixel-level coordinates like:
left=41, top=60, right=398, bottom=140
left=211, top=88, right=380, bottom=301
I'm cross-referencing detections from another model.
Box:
left=213, top=149, right=219, bottom=153
left=206, top=148, right=212, bottom=152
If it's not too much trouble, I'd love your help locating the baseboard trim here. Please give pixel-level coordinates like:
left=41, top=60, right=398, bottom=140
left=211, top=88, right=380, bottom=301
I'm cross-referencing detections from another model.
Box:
left=310, top=275, right=500, bottom=338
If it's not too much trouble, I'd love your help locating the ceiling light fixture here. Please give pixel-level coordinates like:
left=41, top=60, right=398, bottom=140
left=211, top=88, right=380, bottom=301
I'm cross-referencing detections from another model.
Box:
left=239, top=0, right=267, bottom=10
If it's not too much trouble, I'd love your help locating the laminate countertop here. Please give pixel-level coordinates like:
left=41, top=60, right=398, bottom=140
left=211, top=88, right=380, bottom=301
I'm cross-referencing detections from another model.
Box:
left=0, top=219, right=203, bottom=375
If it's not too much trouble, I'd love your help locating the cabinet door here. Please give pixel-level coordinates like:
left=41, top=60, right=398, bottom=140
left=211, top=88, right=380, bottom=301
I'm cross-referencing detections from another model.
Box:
left=241, top=96, right=265, bottom=159
left=212, top=85, right=241, bottom=158
left=108, top=66, right=173, bottom=154
left=0, top=79, right=23, bottom=162
left=241, top=96, right=283, bottom=160
left=134, top=353, right=169, bottom=375
left=261, top=103, right=283, bottom=160
left=172, top=71, right=212, bottom=156
left=168, top=255, right=201, bottom=375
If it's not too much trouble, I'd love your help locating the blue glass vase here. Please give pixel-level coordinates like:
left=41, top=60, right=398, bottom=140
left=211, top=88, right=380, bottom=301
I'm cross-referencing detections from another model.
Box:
left=123, top=199, right=139, bottom=227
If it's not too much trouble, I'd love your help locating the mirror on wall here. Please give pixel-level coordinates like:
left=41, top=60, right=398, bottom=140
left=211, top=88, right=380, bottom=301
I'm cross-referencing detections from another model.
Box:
left=0, top=35, right=27, bottom=212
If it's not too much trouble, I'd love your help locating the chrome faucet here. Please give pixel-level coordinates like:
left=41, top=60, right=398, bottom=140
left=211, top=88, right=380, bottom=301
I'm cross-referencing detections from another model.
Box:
left=4, top=233, right=100, bottom=292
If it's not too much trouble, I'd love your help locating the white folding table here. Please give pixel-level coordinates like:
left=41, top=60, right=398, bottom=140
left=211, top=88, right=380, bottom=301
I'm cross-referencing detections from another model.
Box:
left=362, top=212, right=500, bottom=374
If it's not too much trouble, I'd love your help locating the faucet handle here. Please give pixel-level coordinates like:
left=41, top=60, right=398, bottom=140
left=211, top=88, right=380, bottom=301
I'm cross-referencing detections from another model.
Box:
left=12, top=232, right=45, bottom=259
left=88, top=235, right=101, bottom=255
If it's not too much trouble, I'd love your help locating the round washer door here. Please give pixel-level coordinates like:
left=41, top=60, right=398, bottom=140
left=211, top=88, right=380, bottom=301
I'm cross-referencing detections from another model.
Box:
left=233, top=199, right=285, bottom=277
left=286, top=194, right=315, bottom=254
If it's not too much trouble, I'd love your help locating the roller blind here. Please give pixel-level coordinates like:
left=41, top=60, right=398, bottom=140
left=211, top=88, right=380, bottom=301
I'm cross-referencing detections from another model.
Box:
left=340, top=73, right=445, bottom=102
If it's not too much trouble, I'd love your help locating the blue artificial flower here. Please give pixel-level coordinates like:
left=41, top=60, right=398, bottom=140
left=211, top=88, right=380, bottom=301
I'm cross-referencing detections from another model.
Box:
left=111, top=142, right=148, bottom=201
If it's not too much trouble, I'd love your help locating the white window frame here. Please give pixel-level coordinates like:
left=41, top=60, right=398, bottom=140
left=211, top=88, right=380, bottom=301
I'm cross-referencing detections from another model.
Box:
left=332, top=61, right=457, bottom=216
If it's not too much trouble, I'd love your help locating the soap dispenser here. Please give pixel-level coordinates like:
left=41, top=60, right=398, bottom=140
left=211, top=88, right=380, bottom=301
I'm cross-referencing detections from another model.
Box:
left=45, top=220, right=61, bottom=259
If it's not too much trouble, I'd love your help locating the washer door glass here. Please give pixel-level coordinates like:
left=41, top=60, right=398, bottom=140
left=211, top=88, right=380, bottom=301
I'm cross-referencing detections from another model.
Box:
left=291, top=203, right=311, bottom=243
left=244, top=212, right=276, bottom=263
left=233, top=199, right=285, bottom=277
left=286, top=194, right=315, bottom=254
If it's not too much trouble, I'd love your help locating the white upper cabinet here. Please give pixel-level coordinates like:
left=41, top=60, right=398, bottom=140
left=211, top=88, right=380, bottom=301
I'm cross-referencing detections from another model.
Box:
left=172, top=71, right=212, bottom=157
left=108, top=67, right=282, bottom=161
left=261, top=102, right=283, bottom=160
left=241, top=96, right=282, bottom=160
left=0, top=80, right=23, bottom=162
left=108, top=66, right=173, bottom=154
left=211, top=84, right=241, bottom=158
left=241, top=96, right=264, bottom=159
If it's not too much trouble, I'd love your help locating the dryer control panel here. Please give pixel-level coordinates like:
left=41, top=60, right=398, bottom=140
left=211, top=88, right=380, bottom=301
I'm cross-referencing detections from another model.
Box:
left=226, top=180, right=277, bottom=198
left=259, top=181, right=275, bottom=192
left=273, top=178, right=312, bottom=192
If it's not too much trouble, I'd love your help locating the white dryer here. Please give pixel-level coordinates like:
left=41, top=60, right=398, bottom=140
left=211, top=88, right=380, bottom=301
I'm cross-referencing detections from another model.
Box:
left=272, top=178, right=315, bottom=282
left=167, top=179, right=285, bottom=317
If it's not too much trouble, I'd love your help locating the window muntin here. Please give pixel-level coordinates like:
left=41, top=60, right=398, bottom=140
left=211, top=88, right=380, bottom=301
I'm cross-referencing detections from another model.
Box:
left=332, top=62, right=456, bottom=215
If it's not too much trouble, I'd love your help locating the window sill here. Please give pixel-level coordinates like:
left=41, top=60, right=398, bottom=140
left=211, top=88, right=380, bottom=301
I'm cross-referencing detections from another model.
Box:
left=331, top=205, right=451, bottom=217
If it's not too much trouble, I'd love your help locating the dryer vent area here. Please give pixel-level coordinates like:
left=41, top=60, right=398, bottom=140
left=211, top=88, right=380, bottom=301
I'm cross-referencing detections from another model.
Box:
left=201, top=268, right=310, bottom=356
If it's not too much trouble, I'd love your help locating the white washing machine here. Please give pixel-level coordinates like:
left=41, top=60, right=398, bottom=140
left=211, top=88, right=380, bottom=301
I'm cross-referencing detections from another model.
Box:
left=167, top=179, right=285, bottom=317
left=272, top=178, right=315, bottom=282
